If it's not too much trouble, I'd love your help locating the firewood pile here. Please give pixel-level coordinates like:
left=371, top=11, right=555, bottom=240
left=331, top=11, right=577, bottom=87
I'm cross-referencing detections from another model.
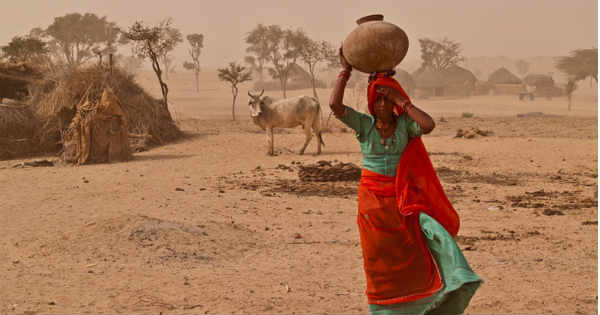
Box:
left=298, top=160, right=361, bottom=182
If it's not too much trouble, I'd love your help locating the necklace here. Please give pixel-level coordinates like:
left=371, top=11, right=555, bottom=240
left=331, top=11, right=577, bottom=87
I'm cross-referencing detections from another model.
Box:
left=380, top=136, right=396, bottom=149
left=377, top=123, right=396, bottom=149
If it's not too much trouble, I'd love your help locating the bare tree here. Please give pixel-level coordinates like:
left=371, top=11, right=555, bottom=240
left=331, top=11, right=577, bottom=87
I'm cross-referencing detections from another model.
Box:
left=565, top=79, right=577, bottom=111
left=156, top=19, right=182, bottom=81
left=266, top=27, right=309, bottom=98
left=557, top=48, right=598, bottom=108
left=218, top=62, right=252, bottom=121
left=185, top=33, right=204, bottom=92
left=556, top=48, right=598, bottom=82
left=244, top=56, right=260, bottom=80
left=418, top=38, right=464, bottom=71
left=245, top=24, right=271, bottom=82
left=44, top=13, right=120, bottom=67
left=1, top=36, right=48, bottom=64
left=299, top=39, right=336, bottom=100
left=160, top=55, right=177, bottom=79
left=124, top=19, right=180, bottom=117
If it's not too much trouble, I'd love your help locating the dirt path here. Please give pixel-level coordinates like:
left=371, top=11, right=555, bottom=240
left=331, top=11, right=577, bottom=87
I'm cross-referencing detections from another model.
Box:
left=0, top=71, right=597, bottom=314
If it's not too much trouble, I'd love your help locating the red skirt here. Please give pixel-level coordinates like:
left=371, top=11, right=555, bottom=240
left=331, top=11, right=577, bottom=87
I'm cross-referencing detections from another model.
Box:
left=357, top=137, right=460, bottom=305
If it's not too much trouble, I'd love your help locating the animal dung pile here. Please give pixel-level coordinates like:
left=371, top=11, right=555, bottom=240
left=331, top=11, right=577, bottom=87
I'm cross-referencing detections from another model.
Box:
left=455, top=127, right=493, bottom=139
left=298, top=160, right=362, bottom=182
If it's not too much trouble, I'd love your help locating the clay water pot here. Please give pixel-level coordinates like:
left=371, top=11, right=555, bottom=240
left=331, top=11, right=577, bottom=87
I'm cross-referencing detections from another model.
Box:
left=342, top=14, right=409, bottom=73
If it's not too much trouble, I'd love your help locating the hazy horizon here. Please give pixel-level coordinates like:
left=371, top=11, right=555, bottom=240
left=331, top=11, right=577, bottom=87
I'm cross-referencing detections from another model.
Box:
left=2, top=1, right=598, bottom=69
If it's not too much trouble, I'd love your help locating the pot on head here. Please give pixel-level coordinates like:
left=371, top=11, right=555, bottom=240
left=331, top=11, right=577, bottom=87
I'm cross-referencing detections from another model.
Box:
left=342, top=14, right=409, bottom=74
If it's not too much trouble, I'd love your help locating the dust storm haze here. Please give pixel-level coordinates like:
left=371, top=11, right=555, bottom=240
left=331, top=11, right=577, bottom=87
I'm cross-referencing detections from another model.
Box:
left=1, top=0, right=597, bottom=70
left=1, top=1, right=599, bottom=314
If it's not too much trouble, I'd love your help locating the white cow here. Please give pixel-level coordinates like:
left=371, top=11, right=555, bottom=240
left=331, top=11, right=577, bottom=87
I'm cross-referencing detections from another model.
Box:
left=247, top=90, right=324, bottom=156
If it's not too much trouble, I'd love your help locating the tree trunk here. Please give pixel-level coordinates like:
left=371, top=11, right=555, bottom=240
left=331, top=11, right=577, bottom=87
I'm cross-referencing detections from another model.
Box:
left=308, top=64, right=319, bottom=100
left=281, top=76, right=287, bottom=98
left=232, top=85, right=238, bottom=121
left=195, top=70, right=199, bottom=93
left=568, top=94, right=572, bottom=111
left=149, top=50, right=172, bottom=120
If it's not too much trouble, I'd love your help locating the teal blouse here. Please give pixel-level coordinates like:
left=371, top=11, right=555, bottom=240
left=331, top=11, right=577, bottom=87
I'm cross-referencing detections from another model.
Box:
left=337, top=106, right=422, bottom=177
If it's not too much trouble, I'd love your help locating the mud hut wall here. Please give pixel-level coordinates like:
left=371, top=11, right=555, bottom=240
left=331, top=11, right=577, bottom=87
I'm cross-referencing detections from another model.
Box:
left=415, top=87, right=444, bottom=98
left=443, top=85, right=473, bottom=97
left=492, top=84, right=522, bottom=95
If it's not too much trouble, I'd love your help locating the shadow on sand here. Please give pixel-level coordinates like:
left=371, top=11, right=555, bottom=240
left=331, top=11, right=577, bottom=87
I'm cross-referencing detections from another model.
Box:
left=131, top=154, right=196, bottom=162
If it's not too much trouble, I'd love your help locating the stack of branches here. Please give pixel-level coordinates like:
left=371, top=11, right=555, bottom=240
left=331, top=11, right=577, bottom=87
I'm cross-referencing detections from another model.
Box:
left=32, top=65, right=181, bottom=154
left=0, top=99, right=37, bottom=159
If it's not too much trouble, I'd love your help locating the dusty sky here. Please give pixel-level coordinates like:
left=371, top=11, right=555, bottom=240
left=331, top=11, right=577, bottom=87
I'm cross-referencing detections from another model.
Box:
left=2, top=0, right=598, bottom=68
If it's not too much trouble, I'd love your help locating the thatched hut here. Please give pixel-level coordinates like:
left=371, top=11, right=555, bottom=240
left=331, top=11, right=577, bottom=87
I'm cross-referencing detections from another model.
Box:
left=413, top=67, right=444, bottom=97
left=254, top=64, right=326, bottom=91
left=488, top=67, right=522, bottom=84
left=0, top=62, right=43, bottom=101
left=523, top=74, right=554, bottom=87
left=34, top=66, right=182, bottom=158
left=440, top=65, right=477, bottom=97
left=1, top=64, right=182, bottom=161
left=488, top=67, right=522, bottom=95
left=394, top=68, right=415, bottom=98
left=523, top=74, right=559, bottom=98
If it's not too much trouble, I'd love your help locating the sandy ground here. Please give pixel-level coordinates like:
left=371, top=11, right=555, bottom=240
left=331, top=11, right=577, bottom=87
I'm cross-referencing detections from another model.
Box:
left=1, top=70, right=597, bottom=314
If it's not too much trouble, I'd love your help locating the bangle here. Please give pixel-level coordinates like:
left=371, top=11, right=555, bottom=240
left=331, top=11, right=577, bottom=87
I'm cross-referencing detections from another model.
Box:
left=402, top=102, right=415, bottom=112
left=338, top=68, right=352, bottom=81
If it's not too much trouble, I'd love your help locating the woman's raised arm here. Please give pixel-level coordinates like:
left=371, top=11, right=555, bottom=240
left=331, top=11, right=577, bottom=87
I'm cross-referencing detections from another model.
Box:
left=329, top=47, right=352, bottom=117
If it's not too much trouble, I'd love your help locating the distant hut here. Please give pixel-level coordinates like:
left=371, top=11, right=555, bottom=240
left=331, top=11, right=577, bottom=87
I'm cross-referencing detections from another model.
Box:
left=414, top=67, right=444, bottom=97
left=488, top=67, right=522, bottom=95
left=255, top=63, right=325, bottom=91
left=523, top=74, right=554, bottom=87
left=488, top=67, right=522, bottom=84
left=523, top=74, right=558, bottom=98
left=394, top=68, right=415, bottom=98
left=440, top=65, right=477, bottom=97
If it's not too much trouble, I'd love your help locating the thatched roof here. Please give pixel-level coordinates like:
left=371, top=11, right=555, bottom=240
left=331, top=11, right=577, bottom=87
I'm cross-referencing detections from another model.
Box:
left=288, top=63, right=311, bottom=81
left=394, top=68, right=415, bottom=90
left=414, top=67, right=444, bottom=88
left=32, top=66, right=181, bottom=151
left=440, top=65, right=477, bottom=85
left=488, top=67, right=521, bottom=84
left=523, top=74, right=554, bottom=87
left=0, top=62, right=43, bottom=100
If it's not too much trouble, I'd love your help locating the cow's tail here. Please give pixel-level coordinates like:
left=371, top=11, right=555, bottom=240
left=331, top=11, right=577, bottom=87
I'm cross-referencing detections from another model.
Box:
left=315, top=97, right=325, bottom=146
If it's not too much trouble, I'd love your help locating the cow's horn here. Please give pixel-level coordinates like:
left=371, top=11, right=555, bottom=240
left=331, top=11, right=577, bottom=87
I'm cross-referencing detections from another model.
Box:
left=248, top=91, right=254, bottom=97
left=259, top=89, right=264, bottom=97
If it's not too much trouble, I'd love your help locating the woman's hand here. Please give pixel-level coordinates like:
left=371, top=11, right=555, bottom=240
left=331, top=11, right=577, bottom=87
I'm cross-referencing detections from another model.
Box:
left=375, top=85, right=409, bottom=107
left=339, top=46, right=352, bottom=70
left=329, top=46, right=352, bottom=117
left=375, top=85, right=436, bottom=134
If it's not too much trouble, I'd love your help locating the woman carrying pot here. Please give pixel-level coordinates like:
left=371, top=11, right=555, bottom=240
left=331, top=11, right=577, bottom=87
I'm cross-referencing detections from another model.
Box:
left=329, top=47, right=482, bottom=314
